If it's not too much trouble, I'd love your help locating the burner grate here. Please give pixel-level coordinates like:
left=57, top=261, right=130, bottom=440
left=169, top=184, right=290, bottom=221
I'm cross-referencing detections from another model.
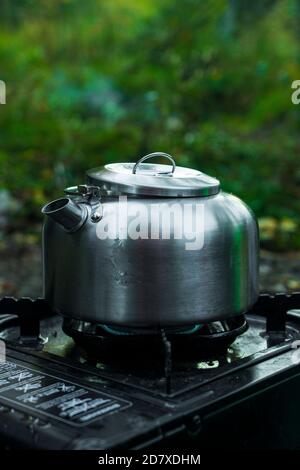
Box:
left=62, top=315, right=248, bottom=395
left=1, top=294, right=300, bottom=397
left=62, top=314, right=248, bottom=355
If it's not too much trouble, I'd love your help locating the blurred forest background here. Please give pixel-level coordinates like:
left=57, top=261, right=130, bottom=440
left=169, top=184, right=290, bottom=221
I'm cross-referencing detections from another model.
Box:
left=1, top=0, right=300, bottom=296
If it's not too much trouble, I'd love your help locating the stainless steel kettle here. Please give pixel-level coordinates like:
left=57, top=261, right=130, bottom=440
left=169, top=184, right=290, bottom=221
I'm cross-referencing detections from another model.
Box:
left=42, top=152, right=259, bottom=327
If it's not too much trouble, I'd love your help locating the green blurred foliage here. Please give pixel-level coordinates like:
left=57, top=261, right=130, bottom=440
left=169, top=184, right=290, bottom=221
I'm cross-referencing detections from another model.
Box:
left=0, top=0, right=300, bottom=249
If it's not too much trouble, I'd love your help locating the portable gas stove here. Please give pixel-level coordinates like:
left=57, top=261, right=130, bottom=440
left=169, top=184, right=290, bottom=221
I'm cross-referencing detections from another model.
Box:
left=1, top=293, right=300, bottom=450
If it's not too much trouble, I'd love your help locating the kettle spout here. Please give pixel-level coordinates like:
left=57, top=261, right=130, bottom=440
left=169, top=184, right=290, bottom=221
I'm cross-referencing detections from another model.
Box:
left=42, top=197, right=87, bottom=232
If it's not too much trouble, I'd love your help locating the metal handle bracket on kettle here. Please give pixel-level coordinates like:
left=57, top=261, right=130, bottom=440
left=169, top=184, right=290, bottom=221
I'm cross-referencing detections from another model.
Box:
left=132, top=152, right=176, bottom=175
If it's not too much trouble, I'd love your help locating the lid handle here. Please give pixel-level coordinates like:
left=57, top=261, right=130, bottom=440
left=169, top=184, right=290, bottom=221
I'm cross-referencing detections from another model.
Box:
left=132, top=152, right=176, bottom=175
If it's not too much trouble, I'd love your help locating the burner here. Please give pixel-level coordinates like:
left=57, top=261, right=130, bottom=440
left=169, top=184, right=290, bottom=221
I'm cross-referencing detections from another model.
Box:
left=62, top=315, right=248, bottom=360
left=98, top=323, right=204, bottom=336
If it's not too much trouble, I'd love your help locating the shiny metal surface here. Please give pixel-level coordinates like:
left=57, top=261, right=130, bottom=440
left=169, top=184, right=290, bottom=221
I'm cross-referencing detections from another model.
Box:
left=86, top=162, right=220, bottom=197
left=42, top=191, right=259, bottom=327
left=42, top=197, right=88, bottom=232
left=132, top=152, right=176, bottom=175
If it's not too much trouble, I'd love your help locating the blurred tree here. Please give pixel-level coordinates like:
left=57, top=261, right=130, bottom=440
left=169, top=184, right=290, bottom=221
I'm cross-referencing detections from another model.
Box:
left=0, top=0, right=299, bottom=249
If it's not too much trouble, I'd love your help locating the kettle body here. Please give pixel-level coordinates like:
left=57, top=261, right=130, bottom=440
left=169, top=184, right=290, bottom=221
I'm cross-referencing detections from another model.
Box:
left=42, top=153, right=259, bottom=327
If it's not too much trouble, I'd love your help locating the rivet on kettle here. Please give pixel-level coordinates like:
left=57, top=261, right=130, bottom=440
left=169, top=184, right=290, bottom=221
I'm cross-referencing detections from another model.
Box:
left=91, top=212, right=102, bottom=223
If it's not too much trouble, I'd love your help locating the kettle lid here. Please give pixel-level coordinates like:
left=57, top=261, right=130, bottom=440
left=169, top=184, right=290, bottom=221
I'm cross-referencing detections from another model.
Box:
left=86, top=152, right=220, bottom=197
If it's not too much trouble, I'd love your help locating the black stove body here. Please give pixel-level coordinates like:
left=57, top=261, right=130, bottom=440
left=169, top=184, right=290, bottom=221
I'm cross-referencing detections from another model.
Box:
left=0, top=294, right=300, bottom=450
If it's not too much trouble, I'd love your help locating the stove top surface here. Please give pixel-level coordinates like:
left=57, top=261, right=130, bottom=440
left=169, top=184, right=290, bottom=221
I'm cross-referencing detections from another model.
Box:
left=19, top=314, right=300, bottom=397
left=1, top=293, right=300, bottom=449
